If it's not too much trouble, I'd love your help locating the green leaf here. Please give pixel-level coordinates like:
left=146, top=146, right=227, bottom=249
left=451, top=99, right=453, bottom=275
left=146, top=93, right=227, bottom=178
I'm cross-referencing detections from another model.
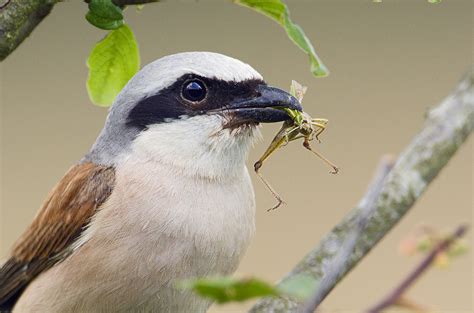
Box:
left=182, top=274, right=318, bottom=304
left=86, top=0, right=124, bottom=30
left=278, top=274, right=318, bottom=300
left=235, top=0, right=329, bottom=77
left=87, top=24, right=140, bottom=106
left=182, top=277, right=278, bottom=304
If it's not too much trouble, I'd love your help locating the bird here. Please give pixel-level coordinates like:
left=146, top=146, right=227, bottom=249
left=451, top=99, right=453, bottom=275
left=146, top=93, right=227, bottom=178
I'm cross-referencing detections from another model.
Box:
left=0, top=51, right=302, bottom=313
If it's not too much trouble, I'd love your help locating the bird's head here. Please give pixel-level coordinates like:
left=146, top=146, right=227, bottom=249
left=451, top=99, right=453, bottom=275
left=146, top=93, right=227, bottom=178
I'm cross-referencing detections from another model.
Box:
left=87, top=52, right=302, bottom=178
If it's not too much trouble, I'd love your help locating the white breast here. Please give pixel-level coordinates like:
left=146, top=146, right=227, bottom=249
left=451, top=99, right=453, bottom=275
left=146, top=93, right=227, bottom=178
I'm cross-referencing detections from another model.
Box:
left=15, top=116, right=258, bottom=313
left=77, top=153, right=256, bottom=312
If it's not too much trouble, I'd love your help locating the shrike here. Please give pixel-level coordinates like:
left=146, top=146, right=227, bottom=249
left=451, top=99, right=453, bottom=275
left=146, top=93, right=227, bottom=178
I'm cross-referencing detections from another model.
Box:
left=0, top=52, right=301, bottom=313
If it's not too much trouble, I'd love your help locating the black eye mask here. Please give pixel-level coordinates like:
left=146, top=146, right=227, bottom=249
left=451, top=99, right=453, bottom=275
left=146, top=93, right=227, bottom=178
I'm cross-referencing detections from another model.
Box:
left=126, top=74, right=265, bottom=130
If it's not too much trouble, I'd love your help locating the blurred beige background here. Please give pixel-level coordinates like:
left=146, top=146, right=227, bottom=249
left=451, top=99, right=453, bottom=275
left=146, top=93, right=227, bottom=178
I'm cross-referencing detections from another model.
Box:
left=0, top=1, right=472, bottom=312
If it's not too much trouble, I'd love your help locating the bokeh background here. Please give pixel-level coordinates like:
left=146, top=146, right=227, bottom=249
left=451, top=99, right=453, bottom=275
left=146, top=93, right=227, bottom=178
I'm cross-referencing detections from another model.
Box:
left=0, top=1, right=472, bottom=312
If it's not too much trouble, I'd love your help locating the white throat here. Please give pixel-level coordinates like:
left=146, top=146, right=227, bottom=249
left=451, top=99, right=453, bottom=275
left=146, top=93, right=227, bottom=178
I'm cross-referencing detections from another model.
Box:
left=127, top=115, right=261, bottom=180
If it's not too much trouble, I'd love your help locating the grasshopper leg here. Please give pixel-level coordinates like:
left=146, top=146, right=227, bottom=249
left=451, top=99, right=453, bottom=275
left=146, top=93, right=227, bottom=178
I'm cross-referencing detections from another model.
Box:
left=303, top=138, right=339, bottom=174
left=312, top=118, right=328, bottom=124
left=288, top=135, right=306, bottom=142
left=281, top=125, right=302, bottom=147
left=295, top=127, right=323, bottom=143
left=255, top=169, right=286, bottom=211
left=311, top=120, right=327, bottom=142
left=313, top=127, right=325, bottom=142
left=311, top=122, right=327, bottom=129
left=254, top=125, right=299, bottom=171
left=253, top=125, right=300, bottom=210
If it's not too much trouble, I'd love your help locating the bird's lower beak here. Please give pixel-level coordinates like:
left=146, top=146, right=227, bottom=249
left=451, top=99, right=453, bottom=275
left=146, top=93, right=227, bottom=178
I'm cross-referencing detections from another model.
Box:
left=224, top=84, right=303, bottom=124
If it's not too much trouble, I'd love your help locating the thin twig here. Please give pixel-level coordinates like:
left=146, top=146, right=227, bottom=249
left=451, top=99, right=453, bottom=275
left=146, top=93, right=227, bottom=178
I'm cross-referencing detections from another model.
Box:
left=299, top=155, right=395, bottom=313
left=393, top=297, right=430, bottom=313
left=250, top=68, right=473, bottom=313
left=366, top=224, right=469, bottom=313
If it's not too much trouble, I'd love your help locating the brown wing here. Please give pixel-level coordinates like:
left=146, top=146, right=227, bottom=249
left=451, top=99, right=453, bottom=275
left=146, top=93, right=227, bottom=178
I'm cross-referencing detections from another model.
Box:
left=0, top=162, right=115, bottom=310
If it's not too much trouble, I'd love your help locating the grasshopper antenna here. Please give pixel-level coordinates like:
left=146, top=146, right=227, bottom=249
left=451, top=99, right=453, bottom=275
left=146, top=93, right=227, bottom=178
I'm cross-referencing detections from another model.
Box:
left=303, top=139, right=339, bottom=174
left=254, top=161, right=285, bottom=211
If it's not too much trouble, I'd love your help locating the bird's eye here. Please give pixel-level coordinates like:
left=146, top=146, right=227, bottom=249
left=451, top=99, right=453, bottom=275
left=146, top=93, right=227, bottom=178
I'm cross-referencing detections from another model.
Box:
left=182, top=80, right=207, bottom=102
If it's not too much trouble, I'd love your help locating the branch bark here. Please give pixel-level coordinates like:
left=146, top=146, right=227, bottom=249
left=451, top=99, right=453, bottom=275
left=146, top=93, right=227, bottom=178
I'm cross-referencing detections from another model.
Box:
left=0, top=0, right=59, bottom=61
left=249, top=68, right=474, bottom=313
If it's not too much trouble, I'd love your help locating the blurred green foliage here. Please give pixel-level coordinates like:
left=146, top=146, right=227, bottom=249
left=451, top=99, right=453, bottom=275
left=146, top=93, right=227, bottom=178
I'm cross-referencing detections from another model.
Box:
left=183, top=274, right=318, bottom=304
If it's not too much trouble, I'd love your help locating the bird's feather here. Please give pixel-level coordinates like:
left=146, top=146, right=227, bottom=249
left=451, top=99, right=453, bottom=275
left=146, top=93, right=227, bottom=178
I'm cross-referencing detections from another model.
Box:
left=0, top=163, right=115, bottom=311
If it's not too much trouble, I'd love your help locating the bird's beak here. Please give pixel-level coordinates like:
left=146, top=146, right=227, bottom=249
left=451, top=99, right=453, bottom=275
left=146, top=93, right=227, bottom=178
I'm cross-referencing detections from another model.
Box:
left=224, top=84, right=303, bottom=123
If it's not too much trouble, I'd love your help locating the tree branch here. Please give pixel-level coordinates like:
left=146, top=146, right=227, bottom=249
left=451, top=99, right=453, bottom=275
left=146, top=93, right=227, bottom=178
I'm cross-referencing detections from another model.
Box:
left=0, top=0, right=59, bottom=61
left=366, top=224, right=469, bottom=313
left=299, top=156, right=395, bottom=313
left=249, top=68, right=474, bottom=313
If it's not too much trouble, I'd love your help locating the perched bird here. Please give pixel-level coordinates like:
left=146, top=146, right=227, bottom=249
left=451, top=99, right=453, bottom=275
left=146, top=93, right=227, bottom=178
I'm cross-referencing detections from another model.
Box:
left=0, top=52, right=301, bottom=313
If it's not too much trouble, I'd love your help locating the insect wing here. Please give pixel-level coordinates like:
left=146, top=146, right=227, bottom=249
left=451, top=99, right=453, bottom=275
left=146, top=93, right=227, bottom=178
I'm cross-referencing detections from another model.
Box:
left=290, top=80, right=308, bottom=103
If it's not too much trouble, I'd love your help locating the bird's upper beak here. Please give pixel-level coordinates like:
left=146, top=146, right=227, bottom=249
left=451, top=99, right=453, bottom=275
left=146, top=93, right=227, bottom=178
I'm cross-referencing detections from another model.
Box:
left=223, top=84, right=303, bottom=124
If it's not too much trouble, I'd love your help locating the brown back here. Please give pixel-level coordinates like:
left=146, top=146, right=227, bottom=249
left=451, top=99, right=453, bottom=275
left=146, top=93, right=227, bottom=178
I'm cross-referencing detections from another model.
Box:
left=0, top=163, right=115, bottom=310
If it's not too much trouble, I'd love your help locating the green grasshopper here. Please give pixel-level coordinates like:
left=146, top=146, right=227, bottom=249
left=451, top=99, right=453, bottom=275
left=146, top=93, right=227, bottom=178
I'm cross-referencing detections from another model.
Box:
left=254, top=80, right=339, bottom=211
